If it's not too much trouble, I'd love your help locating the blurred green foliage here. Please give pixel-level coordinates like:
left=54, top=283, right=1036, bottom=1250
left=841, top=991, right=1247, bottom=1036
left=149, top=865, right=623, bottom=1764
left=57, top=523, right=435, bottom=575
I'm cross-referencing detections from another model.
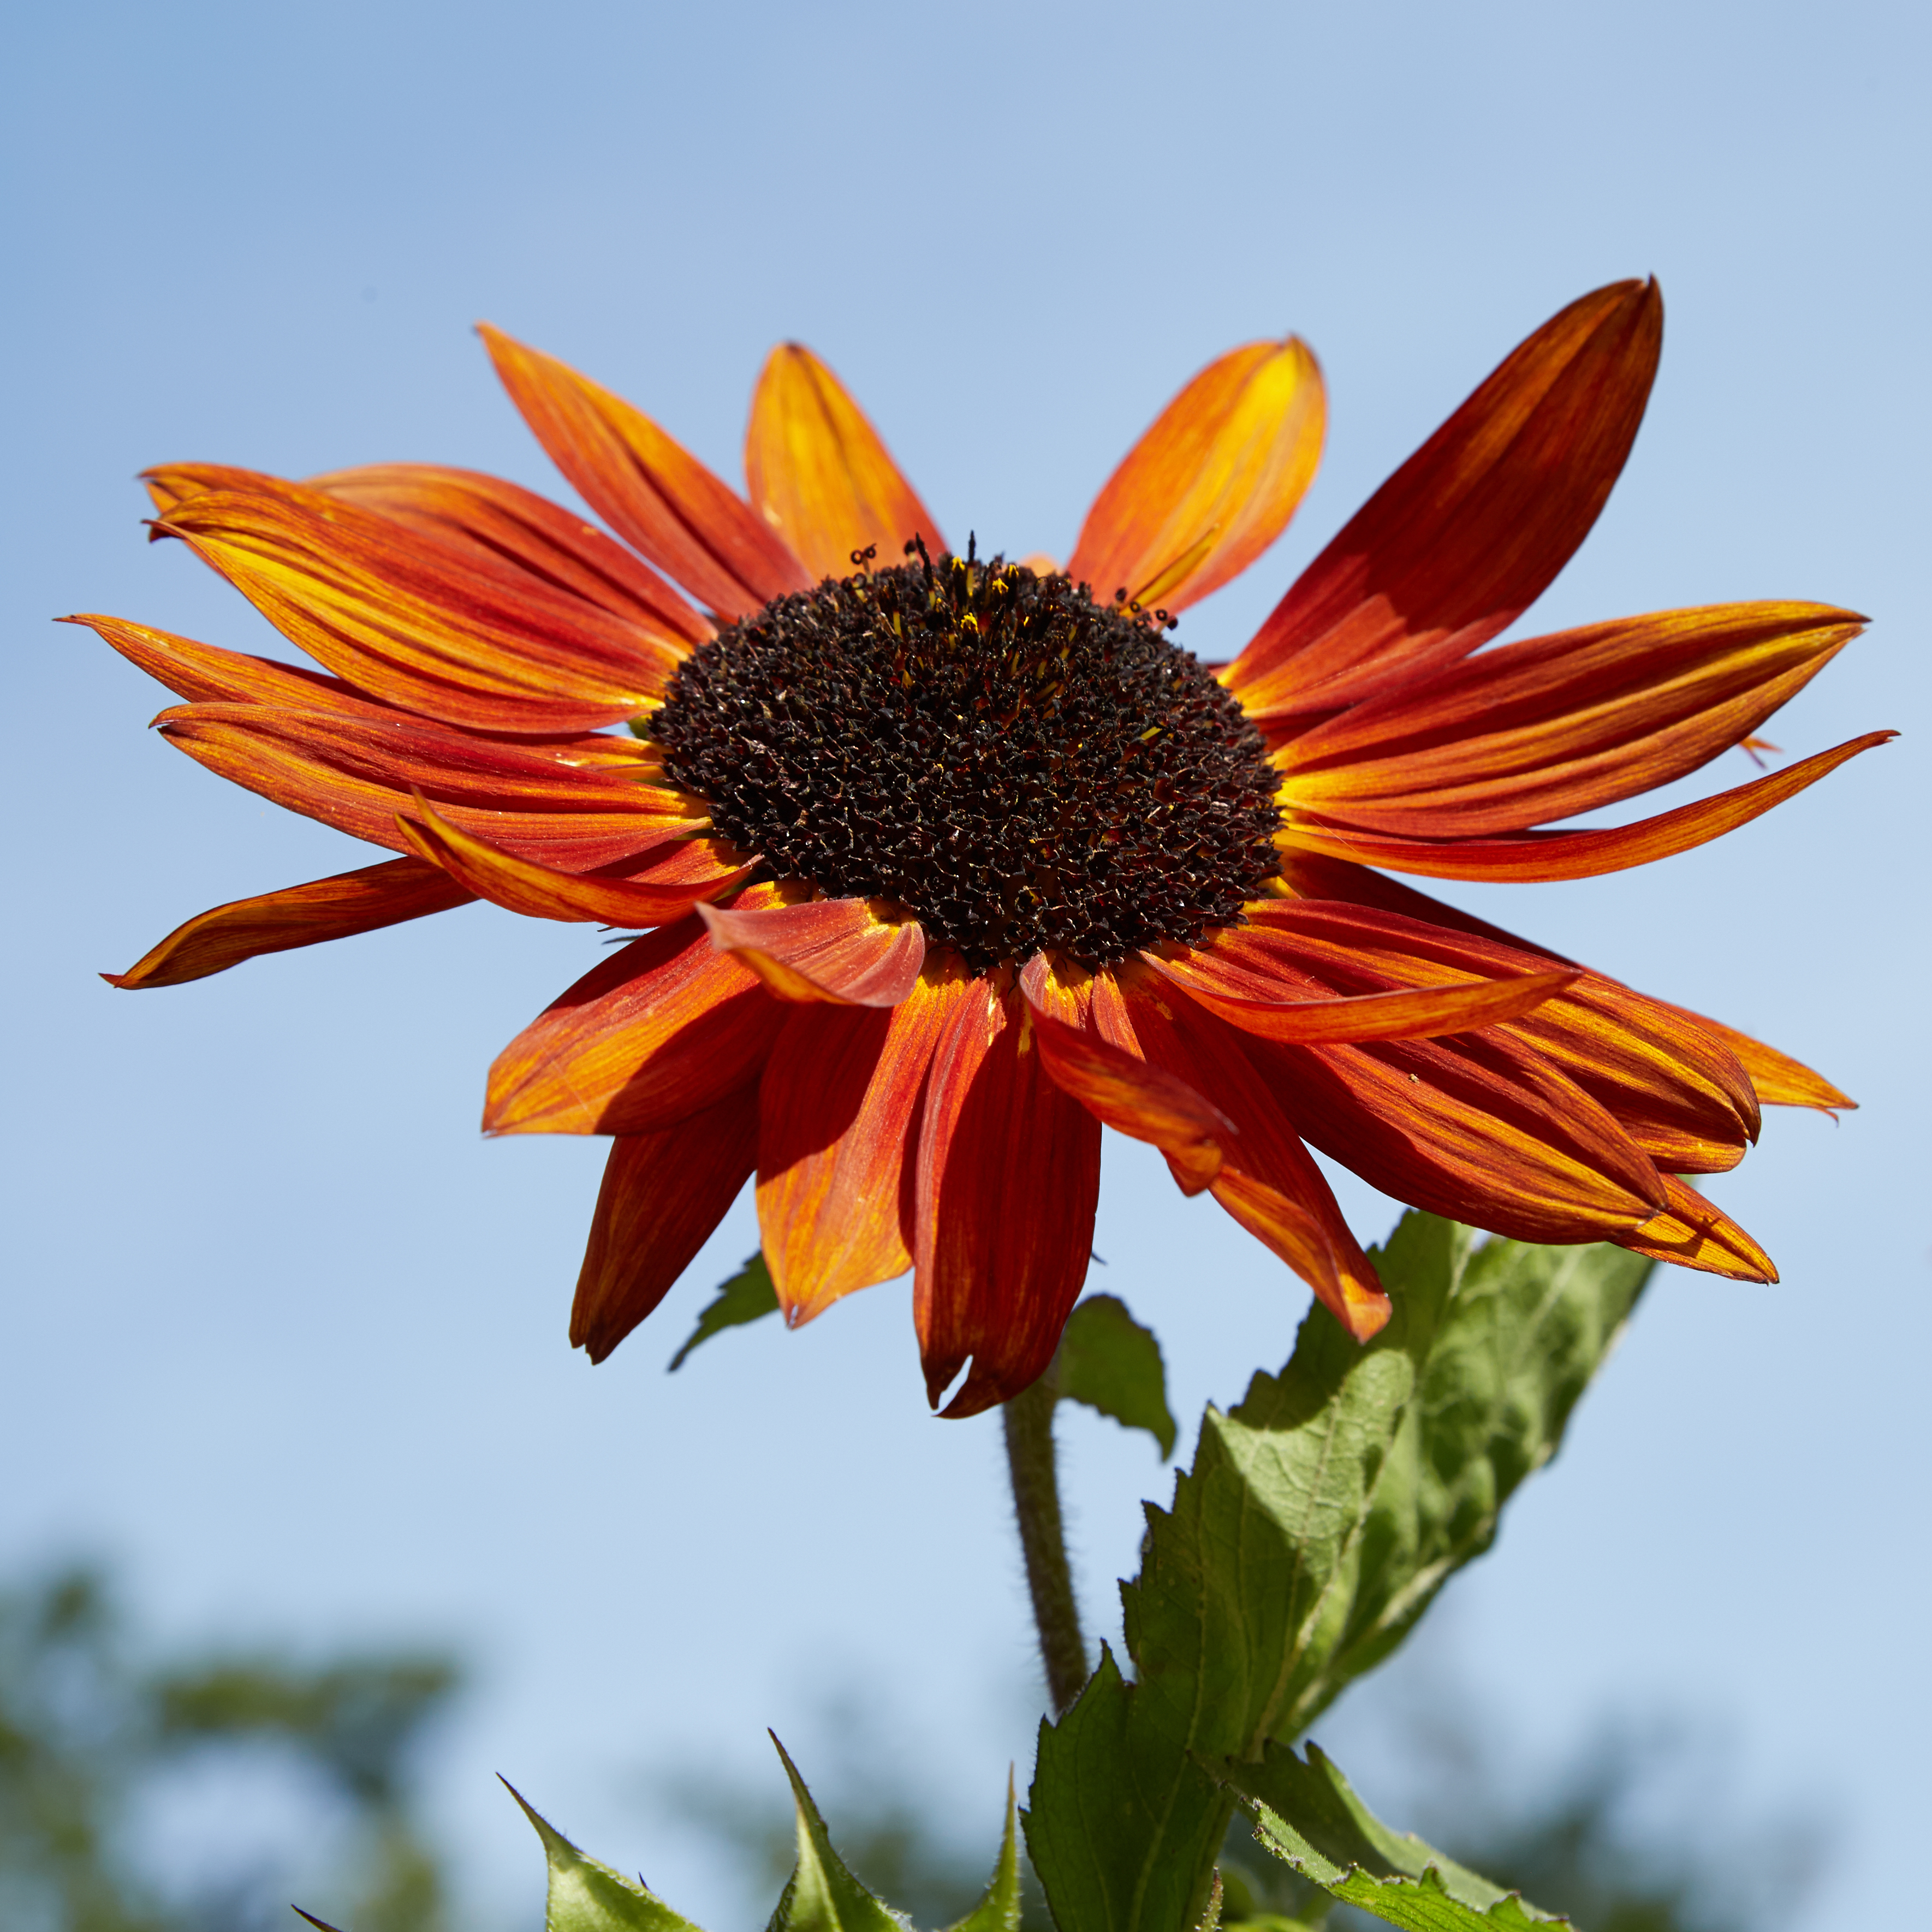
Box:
left=0, top=1564, right=459, bottom=1932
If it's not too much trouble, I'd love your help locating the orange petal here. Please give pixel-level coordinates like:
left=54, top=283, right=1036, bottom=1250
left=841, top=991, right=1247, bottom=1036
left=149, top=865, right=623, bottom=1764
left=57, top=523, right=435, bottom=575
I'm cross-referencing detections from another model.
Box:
left=1115, top=967, right=1390, bottom=1339
left=308, top=463, right=711, bottom=645
left=569, top=1090, right=762, bottom=1363
left=74, top=613, right=395, bottom=716
left=154, top=485, right=679, bottom=734
left=397, top=800, right=752, bottom=925
left=1281, top=730, right=1894, bottom=881
left=1275, top=602, right=1865, bottom=837
left=698, top=896, right=926, bottom=1005
left=143, top=461, right=313, bottom=519
left=1261, top=865, right=1762, bottom=1172
left=1067, top=336, right=1325, bottom=614
left=156, top=703, right=702, bottom=869
left=478, top=324, right=811, bottom=619
left=1228, top=280, right=1665, bottom=720
left=913, top=974, right=1103, bottom=1416
left=1017, top=956, right=1232, bottom=1196
left=104, top=857, right=472, bottom=990
left=1239, top=976, right=1671, bottom=1247
left=756, top=966, right=970, bottom=1324
left=1661, top=1004, right=1854, bottom=1113
left=485, top=907, right=787, bottom=1137
left=1144, top=936, right=1576, bottom=1043
left=1617, top=1176, right=1776, bottom=1282
left=743, top=344, right=945, bottom=581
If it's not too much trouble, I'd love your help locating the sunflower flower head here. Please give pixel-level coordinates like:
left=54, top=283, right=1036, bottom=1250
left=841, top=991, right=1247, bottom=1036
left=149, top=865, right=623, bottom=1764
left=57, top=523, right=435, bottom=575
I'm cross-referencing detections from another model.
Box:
left=78, top=280, right=1888, bottom=1417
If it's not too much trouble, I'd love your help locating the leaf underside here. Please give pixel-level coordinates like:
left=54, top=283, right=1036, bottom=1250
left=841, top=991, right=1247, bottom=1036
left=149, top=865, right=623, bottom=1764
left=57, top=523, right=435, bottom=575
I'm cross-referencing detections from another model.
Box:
left=669, top=1251, right=781, bottom=1371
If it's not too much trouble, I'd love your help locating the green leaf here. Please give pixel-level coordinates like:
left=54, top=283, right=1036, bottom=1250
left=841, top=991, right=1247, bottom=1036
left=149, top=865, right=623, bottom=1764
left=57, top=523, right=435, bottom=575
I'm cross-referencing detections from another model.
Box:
left=1027, top=1214, right=1652, bottom=1932
left=1126, top=1213, right=1652, bottom=1761
left=503, top=1778, right=709, bottom=1932
left=1228, top=1744, right=1563, bottom=1929
left=668, top=1252, right=780, bottom=1371
left=1056, top=1295, right=1178, bottom=1459
left=766, top=1734, right=909, bottom=1932
left=1021, top=1648, right=1232, bottom=1932
left=944, top=1772, right=1023, bottom=1932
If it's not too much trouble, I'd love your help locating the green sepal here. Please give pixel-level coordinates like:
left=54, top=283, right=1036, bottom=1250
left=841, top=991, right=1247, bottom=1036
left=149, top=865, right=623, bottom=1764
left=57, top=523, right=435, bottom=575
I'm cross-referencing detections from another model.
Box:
left=503, top=1778, right=709, bottom=1932
left=943, top=1771, right=1023, bottom=1932
left=669, top=1252, right=780, bottom=1371
left=1056, top=1294, right=1178, bottom=1459
left=766, top=1734, right=909, bottom=1932
left=1227, top=1745, right=1563, bottom=1929
left=1021, top=1648, right=1230, bottom=1932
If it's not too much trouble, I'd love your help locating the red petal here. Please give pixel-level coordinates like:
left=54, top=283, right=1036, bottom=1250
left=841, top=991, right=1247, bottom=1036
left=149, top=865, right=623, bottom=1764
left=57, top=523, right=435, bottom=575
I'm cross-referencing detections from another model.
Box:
left=1067, top=336, right=1325, bottom=613
left=1662, top=1004, right=1855, bottom=1113
left=308, top=463, right=711, bottom=645
left=154, top=484, right=680, bottom=734
left=478, top=324, right=811, bottom=618
left=744, top=344, right=945, bottom=580
left=1243, top=1023, right=1669, bottom=1246
left=397, top=800, right=751, bottom=925
left=156, top=703, right=703, bottom=869
left=1616, top=1176, right=1777, bottom=1282
left=485, top=907, right=787, bottom=1137
left=913, top=976, right=1103, bottom=1416
left=1281, top=731, right=1894, bottom=881
left=698, top=896, right=926, bottom=1005
left=569, top=1090, right=761, bottom=1363
left=1228, top=281, right=1664, bottom=721
left=1116, top=967, right=1390, bottom=1339
left=1262, top=864, right=1763, bottom=1172
left=1144, top=932, right=1576, bottom=1042
left=757, top=968, right=970, bottom=1324
left=1018, top=957, right=1232, bottom=1195
left=1275, top=602, right=1864, bottom=836
left=73, top=613, right=395, bottom=716
left=105, top=857, right=472, bottom=989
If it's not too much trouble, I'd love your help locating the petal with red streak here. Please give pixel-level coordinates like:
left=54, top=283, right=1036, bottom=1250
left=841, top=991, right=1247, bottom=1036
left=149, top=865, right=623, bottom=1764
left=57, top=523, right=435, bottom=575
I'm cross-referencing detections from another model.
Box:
left=1018, top=957, right=1232, bottom=1196
left=570, top=1090, right=761, bottom=1363
left=744, top=344, right=944, bottom=581
left=106, top=857, right=473, bottom=989
left=478, top=324, right=810, bottom=618
left=486, top=906, right=787, bottom=1137
left=1616, top=1177, right=1776, bottom=1282
left=757, top=967, right=970, bottom=1325
left=398, top=801, right=752, bottom=926
left=699, top=897, right=926, bottom=1005
left=1067, top=336, right=1325, bottom=613
left=1145, top=934, right=1576, bottom=1043
left=1275, top=602, right=1864, bottom=837
left=1115, top=967, right=1389, bottom=1339
left=913, top=976, right=1103, bottom=1416
left=1229, top=281, right=1665, bottom=720
left=1253, top=1026, right=1668, bottom=1245
left=1662, top=1004, right=1855, bottom=1113
left=308, top=463, right=711, bottom=644
left=154, top=486, right=682, bottom=734
left=156, top=703, right=704, bottom=869
left=1280, top=731, right=1894, bottom=881
left=74, top=614, right=395, bottom=716
left=1259, top=866, right=1762, bottom=1172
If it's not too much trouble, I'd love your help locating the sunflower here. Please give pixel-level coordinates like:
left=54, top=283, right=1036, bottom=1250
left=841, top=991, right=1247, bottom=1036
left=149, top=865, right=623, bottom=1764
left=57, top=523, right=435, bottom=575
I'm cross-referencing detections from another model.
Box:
left=75, top=280, right=1887, bottom=1416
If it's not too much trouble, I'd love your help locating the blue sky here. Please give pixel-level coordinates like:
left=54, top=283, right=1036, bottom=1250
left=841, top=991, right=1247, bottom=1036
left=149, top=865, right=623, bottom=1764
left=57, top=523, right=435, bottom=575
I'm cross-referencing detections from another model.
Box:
left=4, top=3, right=1926, bottom=1925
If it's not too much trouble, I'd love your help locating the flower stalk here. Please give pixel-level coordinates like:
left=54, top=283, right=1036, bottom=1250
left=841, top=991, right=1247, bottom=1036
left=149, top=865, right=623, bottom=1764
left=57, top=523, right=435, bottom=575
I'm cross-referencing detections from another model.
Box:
left=1002, top=1369, right=1089, bottom=1715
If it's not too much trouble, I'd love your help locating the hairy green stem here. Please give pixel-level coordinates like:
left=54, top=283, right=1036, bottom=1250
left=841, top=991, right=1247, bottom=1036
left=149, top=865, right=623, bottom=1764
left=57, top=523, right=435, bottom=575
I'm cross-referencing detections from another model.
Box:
left=1002, top=1374, right=1089, bottom=1715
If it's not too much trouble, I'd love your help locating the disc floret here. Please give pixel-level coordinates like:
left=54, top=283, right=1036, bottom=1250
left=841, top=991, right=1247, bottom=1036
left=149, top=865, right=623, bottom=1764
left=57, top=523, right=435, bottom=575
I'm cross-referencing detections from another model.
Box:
left=651, top=540, right=1282, bottom=970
